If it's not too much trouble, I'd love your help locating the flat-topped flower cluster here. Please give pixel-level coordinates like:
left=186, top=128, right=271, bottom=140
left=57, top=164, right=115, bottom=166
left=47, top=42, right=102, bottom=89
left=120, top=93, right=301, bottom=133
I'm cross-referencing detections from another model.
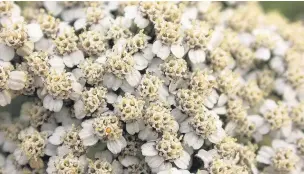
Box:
left=0, top=1, right=304, bottom=174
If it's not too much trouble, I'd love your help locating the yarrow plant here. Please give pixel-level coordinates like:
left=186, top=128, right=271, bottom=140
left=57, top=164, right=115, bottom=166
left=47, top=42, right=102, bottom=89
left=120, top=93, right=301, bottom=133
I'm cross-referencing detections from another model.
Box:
left=0, top=1, right=304, bottom=174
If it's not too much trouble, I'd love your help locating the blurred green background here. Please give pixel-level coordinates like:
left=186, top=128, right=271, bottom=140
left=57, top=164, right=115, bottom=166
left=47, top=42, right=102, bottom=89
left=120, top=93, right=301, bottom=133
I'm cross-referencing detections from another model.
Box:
left=261, top=1, right=304, bottom=21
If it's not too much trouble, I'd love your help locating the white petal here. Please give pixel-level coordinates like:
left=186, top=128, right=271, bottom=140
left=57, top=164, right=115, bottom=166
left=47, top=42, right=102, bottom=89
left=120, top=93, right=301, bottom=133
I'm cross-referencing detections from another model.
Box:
left=188, top=49, right=205, bottom=63
left=63, top=55, right=73, bottom=68
left=82, top=135, right=98, bottom=146
left=217, top=94, right=228, bottom=106
left=112, top=77, right=122, bottom=91
left=174, top=151, right=190, bottom=169
left=79, top=128, right=94, bottom=141
left=112, top=160, right=124, bottom=174
left=157, top=45, right=171, bottom=60
left=138, top=127, right=158, bottom=141
left=255, top=47, right=271, bottom=61
left=95, top=150, right=113, bottom=163
left=126, top=121, right=140, bottom=135
left=43, top=1, right=63, bottom=16
left=48, top=126, right=66, bottom=145
left=141, top=142, right=158, bottom=156
left=105, top=92, right=117, bottom=104
left=196, top=149, right=214, bottom=168
left=0, top=90, right=11, bottom=107
left=171, top=108, right=187, bottom=123
left=26, top=24, right=43, bottom=42
left=70, top=50, right=84, bottom=66
left=281, top=125, right=292, bottom=138
left=134, top=15, right=149, bottom=29
left=152, top=40, right=162, bottom=54
left=49, top=56, right=65, bottom=72
left=184, top=132, right=204, bottom=150
left=120, top=156, right=139, bottom=167
left=45, top=143, right=57, bottom=156
left=258, top=124, right=270, bottom=135
left=7, top=71, right=26, bottom=90
left=171, top=44, right=185, bottom=58
left=247, top=115, right=264, bottom=127
left=53, top=99, right=63, bottom=112
left=124, top=6, right=138, bottom=19
left=74, top=18, right=86, bottom=31
left=126, top=69, right=141, bottom=87
left=145, top=155, right=165, bottom=169
left=14, top=148, right=28, bottom=165
left=0, top=43, right=15, bottom=61
left=212, top=107, right=227, bottom=115
left=208, top=29, right=224, bottom=51
left=107, top=136, right=127, bottom=154
left=180, top=119, right=192, bottom=133
left=61, top=8, right=85, bottom=22
left=103, top=73, right=115, bottom=89
left=209, top=128, right=226, bottom=144
left=134, top=53, right=148, bottom=70
left=3, top=140, right=17, bottom=153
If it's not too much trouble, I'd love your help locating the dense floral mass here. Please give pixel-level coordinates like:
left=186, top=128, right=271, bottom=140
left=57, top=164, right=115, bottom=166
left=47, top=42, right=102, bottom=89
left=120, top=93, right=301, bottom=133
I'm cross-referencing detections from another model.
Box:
left=0, top=1, right=304, bottom=174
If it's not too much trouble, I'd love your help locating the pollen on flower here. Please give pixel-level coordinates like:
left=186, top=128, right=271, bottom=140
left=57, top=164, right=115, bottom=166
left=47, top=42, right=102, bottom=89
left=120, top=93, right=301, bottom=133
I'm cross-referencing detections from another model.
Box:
left=0, top=22, right=28, bottom=48
left=87, top=159, right=113, bottom=174
left=264, top=102, right=290, bottom=130
left=44, top=70, right=73, bottom=99
left=233, top=45, right=255, bottom=69
left=160, top=55, right=188, bottom=81
left=296, top=138, right=304, bottom=155
left=215, top=136, right=240, bottom=161
left=0, top=1, right=13, bottom=16
left=121, top=135, right=143, bottom=157
left=24, top=51, right=49, bottom=77
left=54, top=154, right=84, bottom=174
left=126, top=30, right=149, bottom=54
left=63, top=126, right=86, bottom=156
left=53, top=28, right=78, bottom=55
left=106, top=17, right=132, bottom=41
left=24, top=101, right=52, bottom=128
left=176, top=89, right=205, bottom=116
left=189, top=70, right=215, bottom=97
left=257, top=68, right=275, bottom=96
left=37, top=10, right=60, bottom=38
left=190, top=110, right=218, bottom=139
left=154, top=19, right=181, bottom=45
left=156, top=132, right=183, bottom=160
left=216, top=69, right=241, bottom=96
left=272, top=148, right=299, bottom=172
left=92, top=114, right=122, bottom=141
left=82, top=86, right=107, bottom=113
left=239, top=80, right=264, bottom=106
left=78, top=59, right=105, bottom=85
left=0, top=122, right=23, bottom=142
left=19, top=129, right=47, bottom=160
left=290, top=102, right=304, bottom=127
left=0, top=63, right=13, bottom=89
left=144, top=102, right=177, bottom=133
left=86, top=5, right=104, bottom=25
left=226, top=98, right=247, bottom=122
left=185, top=21, right=212, bottom=49
left=127, top=161, right=151, bottom=174
left=79, top=30, right=107, bottom=56
left=116, top=93, right=145, bottom=123
left=209, top=48, right=230, bottom=72
left=138, top=73, right=163, bottom=101
left=106, top=51, right=135, bottom=79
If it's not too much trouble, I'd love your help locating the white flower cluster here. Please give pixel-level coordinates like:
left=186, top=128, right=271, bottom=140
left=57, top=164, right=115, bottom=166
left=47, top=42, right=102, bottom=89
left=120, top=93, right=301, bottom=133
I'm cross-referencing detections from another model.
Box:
left=0, top=1, right=304, bottom=174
